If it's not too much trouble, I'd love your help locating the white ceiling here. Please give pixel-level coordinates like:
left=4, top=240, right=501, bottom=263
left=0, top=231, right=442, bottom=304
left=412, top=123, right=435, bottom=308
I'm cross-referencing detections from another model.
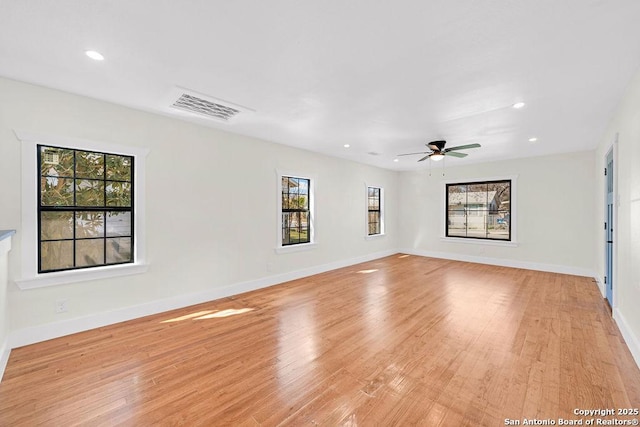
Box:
left=2, top=1, right=640, bottom=170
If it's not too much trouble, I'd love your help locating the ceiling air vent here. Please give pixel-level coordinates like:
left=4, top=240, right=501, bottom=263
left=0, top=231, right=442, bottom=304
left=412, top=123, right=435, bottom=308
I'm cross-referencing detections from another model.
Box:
left=168, top=87, right=252, bottom=122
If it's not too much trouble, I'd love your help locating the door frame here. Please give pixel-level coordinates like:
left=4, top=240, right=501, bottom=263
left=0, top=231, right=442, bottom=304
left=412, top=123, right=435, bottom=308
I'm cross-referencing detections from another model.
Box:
left=604, top=134, right=618, bottom=310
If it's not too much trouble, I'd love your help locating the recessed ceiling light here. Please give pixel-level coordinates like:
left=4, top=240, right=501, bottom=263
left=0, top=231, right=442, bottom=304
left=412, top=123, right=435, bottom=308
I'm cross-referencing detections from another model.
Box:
left=393, top=158, right=399, bottom=162
left=343, top=144, right=350, bottom=148
left=528, top=137, right=538, bottom=142
left=85, top=50, right=104, bottom=61
left=512, top=102, right=526, bottom=109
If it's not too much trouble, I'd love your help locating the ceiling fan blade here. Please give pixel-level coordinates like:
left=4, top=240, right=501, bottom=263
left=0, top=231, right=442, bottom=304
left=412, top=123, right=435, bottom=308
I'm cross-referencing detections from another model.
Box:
left=446, top=151, right=468, bottom=158
left=444, top=143, right=481, bottom=152
left=397, top=151, right=430, bottom=157
left=417, top=154, right=431, bottom=162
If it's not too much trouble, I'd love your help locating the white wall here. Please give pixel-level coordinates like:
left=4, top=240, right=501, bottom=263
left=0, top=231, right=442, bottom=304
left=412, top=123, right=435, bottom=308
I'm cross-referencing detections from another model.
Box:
left=0, top=77, right=398, bottom=344
left=399, top=151, right=596, bottom=276
left=594, top=67, right=640, bottom=365
left=2, top=72, right=634, bottom=362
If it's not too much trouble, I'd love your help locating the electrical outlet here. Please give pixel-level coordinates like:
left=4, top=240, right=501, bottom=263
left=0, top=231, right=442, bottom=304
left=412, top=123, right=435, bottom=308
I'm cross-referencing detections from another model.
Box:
left=55, top=299, right=68, bottom=313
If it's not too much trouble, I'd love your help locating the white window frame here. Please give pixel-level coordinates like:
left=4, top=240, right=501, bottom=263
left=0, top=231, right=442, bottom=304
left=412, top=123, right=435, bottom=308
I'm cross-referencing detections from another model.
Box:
left=275, top=169, right=316, bottom=254
left=14, top=130, right=149, bottom=289
left=365, top=183, right=385, bottom=239
left=440, top=174, right=518, bottom=247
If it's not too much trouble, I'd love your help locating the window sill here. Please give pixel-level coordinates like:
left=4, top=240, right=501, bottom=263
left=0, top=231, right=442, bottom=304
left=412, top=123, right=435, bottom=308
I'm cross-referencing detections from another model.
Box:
left=275, top=242, right=317, bottom=254
left=365, top=233, right=386, bottom=240
left=15, top=263, right=149, bottom=290
left=440, top=237, right=519, bottom=248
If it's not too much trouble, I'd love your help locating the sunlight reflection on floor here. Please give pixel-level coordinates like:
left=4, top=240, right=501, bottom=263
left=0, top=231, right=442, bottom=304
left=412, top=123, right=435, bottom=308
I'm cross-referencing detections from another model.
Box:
left=160, top=308, right=254, bottom=322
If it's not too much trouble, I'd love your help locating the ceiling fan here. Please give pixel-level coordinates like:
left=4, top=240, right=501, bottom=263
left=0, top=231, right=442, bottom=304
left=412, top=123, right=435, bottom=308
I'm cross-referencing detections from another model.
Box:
left=398, top=140, right=481, bottom=162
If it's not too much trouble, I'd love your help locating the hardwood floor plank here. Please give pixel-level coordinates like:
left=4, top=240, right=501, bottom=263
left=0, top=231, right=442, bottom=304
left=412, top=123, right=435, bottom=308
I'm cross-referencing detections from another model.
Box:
left=2, top=254, right=640, bottom=425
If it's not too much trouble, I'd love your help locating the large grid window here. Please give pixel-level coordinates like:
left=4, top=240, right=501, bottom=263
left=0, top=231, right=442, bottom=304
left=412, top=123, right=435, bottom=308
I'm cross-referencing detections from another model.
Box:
left=446, top=180, right=511, bottom=241
left=368, top=187, right=381, bottom=235
left=281, top=176, right=311, bottom=246
left=38, top=145, right=134, bottom=272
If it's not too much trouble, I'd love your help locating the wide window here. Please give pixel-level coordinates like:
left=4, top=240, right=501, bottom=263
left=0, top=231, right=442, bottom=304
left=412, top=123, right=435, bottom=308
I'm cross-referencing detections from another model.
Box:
left=281, top=176, right=311, bottom=246
left=446, top=180, right=511, bottom=241
left=38, top=145, right=134, bottom=272
left=367, top=187, right=382, bottom=235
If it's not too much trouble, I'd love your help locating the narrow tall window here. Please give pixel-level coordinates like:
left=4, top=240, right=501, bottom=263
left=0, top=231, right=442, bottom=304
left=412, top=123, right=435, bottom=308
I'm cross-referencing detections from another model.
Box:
left=281, top=176, right=311, bottom=246
left=368, top=187, right=382, bottom=235
left=38, top=145, right=134, bottom=272
left=446, top=180, right=511, bottom=241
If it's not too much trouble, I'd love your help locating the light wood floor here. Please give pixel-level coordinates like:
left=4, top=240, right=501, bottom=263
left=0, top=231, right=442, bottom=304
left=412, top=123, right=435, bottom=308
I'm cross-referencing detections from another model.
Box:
left=2, top=255, right=640, bottom=426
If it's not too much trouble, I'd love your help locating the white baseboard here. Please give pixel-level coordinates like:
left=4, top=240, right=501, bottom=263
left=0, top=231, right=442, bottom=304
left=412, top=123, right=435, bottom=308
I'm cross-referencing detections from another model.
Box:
left=400, top=248, right=597, bottom=278
left=613, top=308, right=640, bottom=369
left=0, top=338, right=10, bottom=381
left=9, top=249, right=396, bottom=349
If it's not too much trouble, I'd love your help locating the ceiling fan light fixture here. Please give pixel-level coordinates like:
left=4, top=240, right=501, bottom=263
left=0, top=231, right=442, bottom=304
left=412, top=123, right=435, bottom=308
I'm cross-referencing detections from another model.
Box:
left=431, top=153, right=445, bottom=161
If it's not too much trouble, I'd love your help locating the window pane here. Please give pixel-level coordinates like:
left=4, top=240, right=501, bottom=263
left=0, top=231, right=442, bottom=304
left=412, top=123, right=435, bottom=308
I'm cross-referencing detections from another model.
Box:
left=289, top=178, right=299, bottom=195
left=491, top=181, right=511, bottom=211
left=289, top=212, right=301, bottom=244
left=41, top=212, right=73, bottom=240
left=76, top=211, right=105, bottom=238
left=447, top=185, right=467, bottom=237
left=282, top=213, right=290, bottom=245
left=300, top=211, right=309, bottom=229
left=288, top=228, right=299, bottom=244
left=290, top=212, right=300, bottom=228
left=447, top=184, right=466, bottom=211
left=40, top=146, right=74, bottom=177
left=288, top=194, right=298, bottom=210
left=106, top=182, right=132, bottom=207
left=106, top=155, right=132, bottom=181
left=467, top=184, right=488, bottom=209
left=301, top=212, right=309, bottom=241
left=41, top=176, right=74, bottom=206
left=106, top=237, right=132, bottom=263
left=369, top=211, right=380, bottom=235
left=466, top=210, right=487, bottom=237
left=76, top=239, right=105, bottom=267
left=76, top=179, right=105, bottom=206
left=76, top=151, right=104, bottom=179
left=447, top=209, right=467, bottom=237
left=297, top=194, right=308, bottom=209
left=487, top=212, right=510, bottom=240
left=298, top=179, right=308, bottom=196
left=106, top=212, right=131, bottom=237
left=368, top=187, right=380, bottom=210
left=41, top=240, right=73, bottom=271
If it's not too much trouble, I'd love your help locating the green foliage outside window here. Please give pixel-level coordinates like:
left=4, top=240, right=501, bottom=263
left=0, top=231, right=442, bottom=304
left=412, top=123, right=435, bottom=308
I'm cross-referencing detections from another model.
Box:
left=39, top=145, right=134, bottom=272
